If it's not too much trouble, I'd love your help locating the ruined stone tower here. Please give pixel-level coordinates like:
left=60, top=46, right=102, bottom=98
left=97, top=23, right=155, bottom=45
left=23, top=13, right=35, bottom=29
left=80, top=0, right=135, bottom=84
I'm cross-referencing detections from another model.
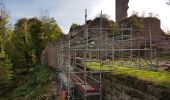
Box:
left=116, top=0, right=129, bottom=22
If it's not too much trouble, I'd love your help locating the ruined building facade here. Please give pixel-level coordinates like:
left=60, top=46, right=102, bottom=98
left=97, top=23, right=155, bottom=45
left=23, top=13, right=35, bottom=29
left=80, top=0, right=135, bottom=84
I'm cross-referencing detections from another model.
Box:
left=41, top=0, right=170, bottom=67
left=121, top=16, right=170, bottom=55
left=116, top=0, right=129, bottom=21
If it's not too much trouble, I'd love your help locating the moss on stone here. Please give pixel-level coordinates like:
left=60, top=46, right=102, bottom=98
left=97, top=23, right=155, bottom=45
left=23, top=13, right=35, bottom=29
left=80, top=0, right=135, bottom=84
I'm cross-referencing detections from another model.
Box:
left=83, top=61, right=170, bottom=89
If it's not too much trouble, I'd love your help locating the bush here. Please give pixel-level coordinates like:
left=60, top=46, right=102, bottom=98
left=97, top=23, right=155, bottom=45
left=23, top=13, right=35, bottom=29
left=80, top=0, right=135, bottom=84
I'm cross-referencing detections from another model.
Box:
left=0, top=57, right=13, bottom=97
left=9, top=64, right=55, bottom=99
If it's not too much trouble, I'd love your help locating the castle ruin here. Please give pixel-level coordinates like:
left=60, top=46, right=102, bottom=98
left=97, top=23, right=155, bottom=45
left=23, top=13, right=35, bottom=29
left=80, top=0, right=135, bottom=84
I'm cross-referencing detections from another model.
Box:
left=116, top=0, right=129, bottom=21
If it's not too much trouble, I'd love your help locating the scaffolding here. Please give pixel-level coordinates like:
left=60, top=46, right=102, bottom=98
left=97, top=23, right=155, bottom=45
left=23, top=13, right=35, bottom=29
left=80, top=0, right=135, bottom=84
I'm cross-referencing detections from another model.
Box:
left=57, top=10, right=157, bottom=100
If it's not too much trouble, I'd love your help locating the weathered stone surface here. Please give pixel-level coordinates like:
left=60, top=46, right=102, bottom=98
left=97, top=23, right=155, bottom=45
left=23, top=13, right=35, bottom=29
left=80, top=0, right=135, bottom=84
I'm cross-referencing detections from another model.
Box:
left=102, top=73, right=170, bottom=100
left=116, top=0, right=129, bottom=21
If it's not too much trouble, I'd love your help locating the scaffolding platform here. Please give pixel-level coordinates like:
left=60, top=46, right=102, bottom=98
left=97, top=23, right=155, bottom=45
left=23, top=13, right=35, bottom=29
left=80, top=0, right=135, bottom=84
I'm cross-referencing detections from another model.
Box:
left=70, top=73, right=99, bottom=95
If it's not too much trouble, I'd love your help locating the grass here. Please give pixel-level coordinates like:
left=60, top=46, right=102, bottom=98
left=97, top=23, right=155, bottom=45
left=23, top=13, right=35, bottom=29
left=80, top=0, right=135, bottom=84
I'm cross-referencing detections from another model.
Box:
left=9, top=64, right=55, bottom=100
left=83, top=61, right=170, bottom=88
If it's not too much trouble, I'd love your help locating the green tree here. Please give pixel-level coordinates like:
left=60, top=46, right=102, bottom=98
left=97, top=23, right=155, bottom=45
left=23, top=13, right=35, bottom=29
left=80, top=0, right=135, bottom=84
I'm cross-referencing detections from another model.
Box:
left=41, top=17, right=62, bottom=41
left=0, top=15, right=13, bottom=97
left=0, top=57, right=13, bottom=96
left=12, top=17, right=63, bottom=66
left=28, top=17, right=43, bottom=63
left=47, top=17, right=62, bottom=40
left=0, top=16, right=9, bottom=56
left=13, top=18, right=33, bottom=67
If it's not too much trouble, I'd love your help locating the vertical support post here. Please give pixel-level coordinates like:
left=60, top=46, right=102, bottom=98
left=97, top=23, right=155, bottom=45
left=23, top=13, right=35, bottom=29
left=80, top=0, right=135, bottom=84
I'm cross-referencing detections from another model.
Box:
left=112, top=31, right=115, bottom=61
left=130, top=24, right=133, bottom=61
left=68, top=27, right=71, bottom=100
left=149, top=28, right=152, bottom=59
left=145, top=41, right=147, bottom=59
left=106, top=32, right=108, bottom=60
left=90, top=50, right=92, bottom=77
left=121, top=24, right=124, bottom=59
left=149, top=28, right=153, bottom=68
left=84, top=9, right=88, bottom=100
left=137, top=31, right=141, bottom=69
left=73, top=26, right=76, bottom=71
left=62, top=39, right=64, bottom=69
left=99, top=10, right=103, bottom=100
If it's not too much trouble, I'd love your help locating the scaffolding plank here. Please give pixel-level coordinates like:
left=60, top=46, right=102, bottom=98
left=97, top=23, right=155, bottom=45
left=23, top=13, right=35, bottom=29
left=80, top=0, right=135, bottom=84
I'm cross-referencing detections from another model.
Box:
left=70, top=74, right=99, bottom=95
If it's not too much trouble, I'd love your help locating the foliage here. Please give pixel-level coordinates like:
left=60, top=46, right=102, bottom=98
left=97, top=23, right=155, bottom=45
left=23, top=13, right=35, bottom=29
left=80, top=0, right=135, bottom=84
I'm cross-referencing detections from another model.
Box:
left=13, top=18, right=33, bottom=67
left=11, top=17, right=63, bottom=67
left=0, top=16, right=9, bottom=52
left=9, top=64, right=55, bottom=100
left=0, top=58, right=12, bottom=81
left=0, top=50, right=5, bottom=58
left=130, top=15, right=144, bottom=29
left=41, top=17, right=63, bottom=41
left=69, top=23, right=81, bottom=32
left=0, top=15, right=63, bottom=99
left=0, top=15, right=14, bottom=97
left=28, top=18, right=43, bottom=63
left=112, top=22, right=121, bottom=36
left=0, top=57, right=13, bottom=96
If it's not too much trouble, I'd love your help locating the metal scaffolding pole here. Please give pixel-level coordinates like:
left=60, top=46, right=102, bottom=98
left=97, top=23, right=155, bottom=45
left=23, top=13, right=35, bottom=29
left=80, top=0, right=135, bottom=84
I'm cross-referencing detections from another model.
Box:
left=99, top=10, right=102, bottom=100
left=84, top=9, right=88, bottom=100
left=130, top=24, right=133, bottom=61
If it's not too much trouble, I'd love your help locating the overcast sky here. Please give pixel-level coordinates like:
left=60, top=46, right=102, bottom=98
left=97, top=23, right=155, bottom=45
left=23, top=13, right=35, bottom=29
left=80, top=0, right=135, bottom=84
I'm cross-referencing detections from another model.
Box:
left=5, top=0, right=170, bottom=33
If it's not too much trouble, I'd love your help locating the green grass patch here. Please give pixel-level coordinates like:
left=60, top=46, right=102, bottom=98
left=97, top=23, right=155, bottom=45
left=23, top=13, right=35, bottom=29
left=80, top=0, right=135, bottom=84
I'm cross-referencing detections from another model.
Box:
left=9, top=64, right=55, bottom=100
left=83, top=61, right=170, bottom=88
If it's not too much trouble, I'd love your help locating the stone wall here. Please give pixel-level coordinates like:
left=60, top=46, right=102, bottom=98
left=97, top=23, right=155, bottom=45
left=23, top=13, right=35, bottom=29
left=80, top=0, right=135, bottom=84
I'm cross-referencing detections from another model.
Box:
left=41, top=41, right=60, bottom=68
left=121, top=16, right=170, bottom=55
left=116, top=0, right=129, bottom=21
left=103, top=73, right=170, bottom=100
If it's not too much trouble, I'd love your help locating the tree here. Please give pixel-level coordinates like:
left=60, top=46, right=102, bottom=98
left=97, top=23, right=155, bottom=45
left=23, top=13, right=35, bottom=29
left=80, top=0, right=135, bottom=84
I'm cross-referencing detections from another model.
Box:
left=0, top=57, right=12, bottom=96
left=0, top=16, right=9, bottom=56
left=0, top=15, right=13, bottom=97
left=13, top=18, right=33, bottom=67
left=47, top=17, right=63, bottom=40
left=12, top=17, right=63, bottom=66
left=28, top=17, right=43, bottom=63
left=40, top=17, right=63, bottom=41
